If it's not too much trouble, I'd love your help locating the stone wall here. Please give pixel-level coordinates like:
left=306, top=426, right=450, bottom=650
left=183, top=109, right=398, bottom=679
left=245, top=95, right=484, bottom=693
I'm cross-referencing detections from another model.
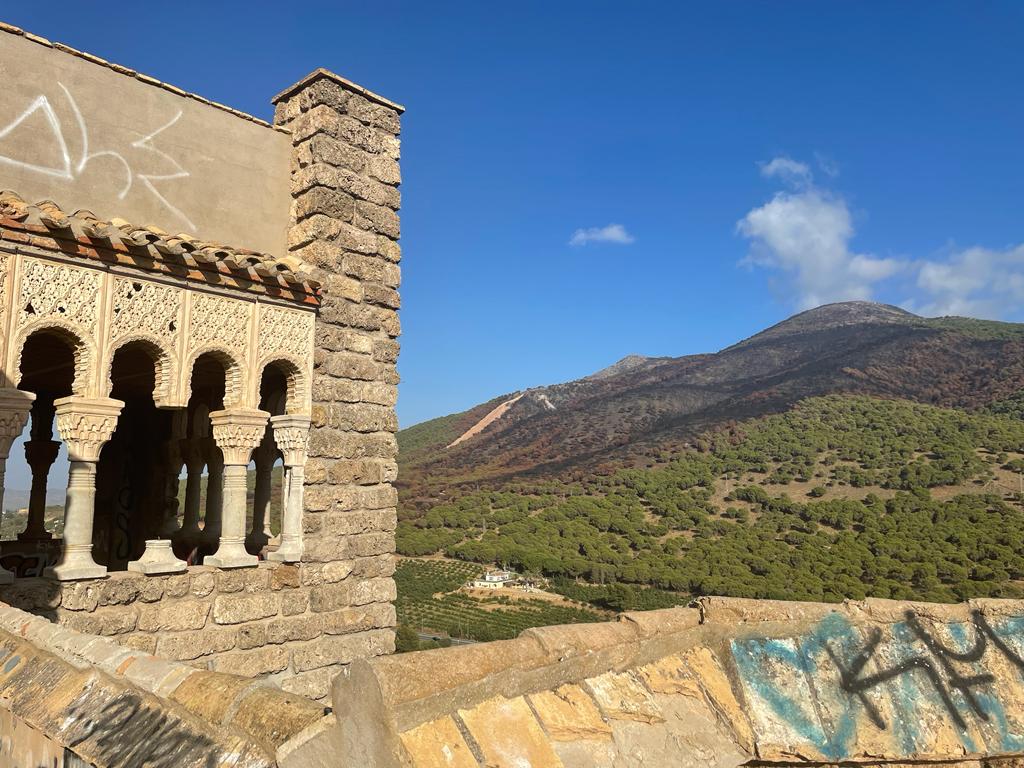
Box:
left=272, top=71, right=404, bottom=673
left=297, top=597, right=1024, bottom=768
left=0, top=600, right=327, bottom=767
left=0, top=560, right=395, bottom=702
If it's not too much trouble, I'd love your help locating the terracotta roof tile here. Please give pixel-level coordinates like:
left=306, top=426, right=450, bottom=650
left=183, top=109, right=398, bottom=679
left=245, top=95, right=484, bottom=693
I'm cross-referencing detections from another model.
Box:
left=0, top=191, right=320, bottom=307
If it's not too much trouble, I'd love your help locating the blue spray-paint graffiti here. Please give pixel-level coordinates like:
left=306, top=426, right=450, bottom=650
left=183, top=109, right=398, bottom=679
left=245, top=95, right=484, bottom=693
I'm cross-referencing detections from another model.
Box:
left=731, top=610, right=1024, bottom=760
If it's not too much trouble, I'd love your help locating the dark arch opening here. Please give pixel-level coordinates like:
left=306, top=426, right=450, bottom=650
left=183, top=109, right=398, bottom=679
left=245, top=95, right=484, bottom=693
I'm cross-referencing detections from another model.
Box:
left=94, top=341, right=171, bottom=571
left=2, top=330, right=77, bottom=551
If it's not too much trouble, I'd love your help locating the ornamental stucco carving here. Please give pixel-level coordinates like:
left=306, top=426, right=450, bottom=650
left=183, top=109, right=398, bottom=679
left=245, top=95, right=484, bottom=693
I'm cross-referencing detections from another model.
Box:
left=17, top=258, right=101, bottom=335
left=109, top=278, right=183, bottom=343
left=189, top=292, right=251, bottom=358
left=259, top=305, right=314, bottom=362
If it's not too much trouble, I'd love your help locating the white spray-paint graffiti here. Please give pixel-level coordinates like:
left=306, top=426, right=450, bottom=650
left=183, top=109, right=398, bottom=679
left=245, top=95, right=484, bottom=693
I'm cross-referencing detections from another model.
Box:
left=0, top=83, right=194, bottom=230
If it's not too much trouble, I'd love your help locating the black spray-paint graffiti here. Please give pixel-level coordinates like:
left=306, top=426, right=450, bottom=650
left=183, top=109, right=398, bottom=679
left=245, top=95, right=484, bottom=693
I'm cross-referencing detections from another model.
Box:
left=828, top=610, right=1024, bottom=732
left=65, top=693, right=226, bottom=768
left=732, top=609, right=1024, bottom=760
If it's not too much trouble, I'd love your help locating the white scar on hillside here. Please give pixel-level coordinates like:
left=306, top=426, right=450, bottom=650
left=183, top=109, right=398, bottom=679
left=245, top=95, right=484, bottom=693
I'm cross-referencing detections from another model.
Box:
left=0, top=83, right=195, bottom=230
left=447, top=393, right=525, bottom=448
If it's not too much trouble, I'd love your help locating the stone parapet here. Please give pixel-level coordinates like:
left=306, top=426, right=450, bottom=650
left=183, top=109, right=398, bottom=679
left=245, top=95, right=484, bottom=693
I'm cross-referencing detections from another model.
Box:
left=308, top=597, right=1024, bottom=768
left=0, top=599, right=327, bottom=767
left=0, top=559, right=395, bottom=702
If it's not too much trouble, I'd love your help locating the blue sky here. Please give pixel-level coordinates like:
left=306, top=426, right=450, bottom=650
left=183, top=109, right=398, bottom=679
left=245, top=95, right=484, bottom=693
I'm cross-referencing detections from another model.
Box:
left=5, top=1, right=1024, bottom=437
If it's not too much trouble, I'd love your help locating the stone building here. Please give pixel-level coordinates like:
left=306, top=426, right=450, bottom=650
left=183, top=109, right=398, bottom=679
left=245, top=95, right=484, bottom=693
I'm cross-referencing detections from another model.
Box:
left=0, top=21, right=402, bottom=699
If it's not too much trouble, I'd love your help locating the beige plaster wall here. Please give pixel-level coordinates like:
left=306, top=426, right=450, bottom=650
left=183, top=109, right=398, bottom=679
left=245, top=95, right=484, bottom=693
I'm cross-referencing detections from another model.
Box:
left=0, top=30, right=291, bottom=254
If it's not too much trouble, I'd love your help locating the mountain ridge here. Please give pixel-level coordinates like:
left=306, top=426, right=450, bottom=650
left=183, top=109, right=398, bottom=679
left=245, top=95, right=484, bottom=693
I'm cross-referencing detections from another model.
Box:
left=398, top=302, right=1024, bottom=509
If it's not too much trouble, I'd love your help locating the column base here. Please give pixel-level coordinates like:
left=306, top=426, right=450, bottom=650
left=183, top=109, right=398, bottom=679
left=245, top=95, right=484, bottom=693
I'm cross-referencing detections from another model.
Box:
left=128, top=539, right=188, bottom=575
left=0, top=569, right=13, bottom=585
left=45, top=562, right=107, bottom=581
left=205, top=540, right=258, bottom=569
left=267, top=542, right=302, bottom=563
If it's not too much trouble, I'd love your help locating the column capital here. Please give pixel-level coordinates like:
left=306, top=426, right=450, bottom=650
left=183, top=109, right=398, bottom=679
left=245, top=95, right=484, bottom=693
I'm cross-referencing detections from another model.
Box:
left=270, top=414, right=311, bottom=467
left=210, top=408, right=270, bottom=465
left=54, top=396, right=124, bottom=462
left=0, top=388, right=36, bottom=457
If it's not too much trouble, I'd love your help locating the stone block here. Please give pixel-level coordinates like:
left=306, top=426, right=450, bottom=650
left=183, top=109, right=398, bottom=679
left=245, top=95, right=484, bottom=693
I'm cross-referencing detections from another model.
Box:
left=292, top=186, right=355, bottom=222
left=190, top=569, right=216, bottom=597
left=166, top=573, right=191, bottom=597
left=271, top=564, right=302, bottom=590
left=585, top=671, right=663, bottom=724
left=320, top=602, right=395, bottom=636
left=309, top=576, right=395, bottom=612
left=118, top=633, right=158, bottom=654
left=216, top=569, right=247, bottom=594
left=60, top=582, right=101, bottom=611
left=282, top=590, right=310, bottom=617
left=138, top=600, right=210, bottom=632
left=231, top=687, right=326, bottom=749
left=291, top=627, right=393, bottom=672
left=528, top=684, right=611, bottom=741
left=157, top=628, right=237, bottom=661
left=59, top=606, right=137, bottom=636
left=171, top=670, right=254, bottom=723
left=237, top=623, right=268, bottom=650
left=95, top=575, right=143, bottom=605
left=138, top=577, right=166, bottom=603
left=354, top=199, right=400, bottom=238
left=399, top=717, right=478, bottom=768
left=458, top=696, right=563, bottom=768
left=267, top=614, right=322, bottom=644
left=321, top=510, right=397, bottom=538
left=213, top=646, right=290, bottom=676
left=280, top=666, right=337, bottom=701
left=213, top=593, right=280, bottom=625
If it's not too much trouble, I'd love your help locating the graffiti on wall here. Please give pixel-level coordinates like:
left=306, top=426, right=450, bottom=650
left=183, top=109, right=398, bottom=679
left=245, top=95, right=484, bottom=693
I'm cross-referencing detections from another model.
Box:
left=732, top=610, right=1024, bottom=760
left=0, top=84, right=194, bottom=229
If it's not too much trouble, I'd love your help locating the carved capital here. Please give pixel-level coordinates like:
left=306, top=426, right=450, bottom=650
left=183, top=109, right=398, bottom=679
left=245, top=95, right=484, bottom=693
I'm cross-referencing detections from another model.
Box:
left=210, top=408, right=270, bottom=465
left=54, top=396, right=124, bottom=463
left=271, top=414, right=311, bottom=466
left=0, top=388, right=36, bottom=456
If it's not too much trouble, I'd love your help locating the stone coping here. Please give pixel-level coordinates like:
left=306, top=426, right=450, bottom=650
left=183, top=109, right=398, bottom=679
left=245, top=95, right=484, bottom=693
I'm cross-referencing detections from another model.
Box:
left=0, top=598, right=327, bottom=760
left=322, top=597, right=1024, bottom=768
left=272, top=68, right=405, bottom=113
left=0, top=20, right=290, bottom=133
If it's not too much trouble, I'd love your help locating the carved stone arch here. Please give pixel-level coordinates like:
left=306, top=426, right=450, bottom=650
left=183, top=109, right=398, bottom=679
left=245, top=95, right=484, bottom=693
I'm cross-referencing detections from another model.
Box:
left=258, top=356, right=307, bottom=415
left=105, top=334, right=177, bottom=406
left=13, top=320, right=94, bottom=396
left=184, top=346, right=245, bottom=408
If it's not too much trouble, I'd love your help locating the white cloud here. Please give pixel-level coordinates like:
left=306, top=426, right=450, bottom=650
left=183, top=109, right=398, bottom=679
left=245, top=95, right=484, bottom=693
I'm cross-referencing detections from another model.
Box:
left=569, top=223, right=635, bottom=247
left=907, top=244, right=1024, bottom=318
left=739, top=155, right=1024, bottom=320
left=738, top=184, right=902, bottom=309
left=759, top=156, right=812, bottom=187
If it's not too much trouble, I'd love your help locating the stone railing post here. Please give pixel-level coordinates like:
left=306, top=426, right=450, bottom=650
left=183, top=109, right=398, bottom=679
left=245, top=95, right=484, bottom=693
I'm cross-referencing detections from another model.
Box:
left=267, top=414, right=310, bottom=563
left=273, top=71, right=403, bottom=650
left=205, top=408, right=268, bottom=569
left=0, top=389, right=36, bottom=583
left=45, top=396, right=123, bottom=581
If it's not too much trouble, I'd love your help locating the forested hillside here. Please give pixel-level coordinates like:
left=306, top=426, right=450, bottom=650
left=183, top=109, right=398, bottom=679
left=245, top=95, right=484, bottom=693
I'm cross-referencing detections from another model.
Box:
left=398, top=396, right=1024, bottom=603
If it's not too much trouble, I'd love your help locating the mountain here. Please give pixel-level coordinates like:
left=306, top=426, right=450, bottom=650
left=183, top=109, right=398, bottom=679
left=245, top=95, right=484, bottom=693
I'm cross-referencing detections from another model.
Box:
left=398, top=302, right=1024, bottom=510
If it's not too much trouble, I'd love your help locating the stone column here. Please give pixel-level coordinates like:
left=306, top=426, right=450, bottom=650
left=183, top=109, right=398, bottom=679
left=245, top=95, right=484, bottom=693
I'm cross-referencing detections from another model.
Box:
left=177, top=439, right=205, bottom=545
left=205, top=408, right=268, bottom=569
left=267, top=414, right=310, bottom=563
left=19, top=397, right=57, bottom=542
left=45, top=396, right=124, bottom=581
left=247, top=431, right=277, bottom=551
left=201, top=438, right=224, bottom=551
left=273, top=71, right=402, bottom=650
left=0, top=389, right=36, bottom=583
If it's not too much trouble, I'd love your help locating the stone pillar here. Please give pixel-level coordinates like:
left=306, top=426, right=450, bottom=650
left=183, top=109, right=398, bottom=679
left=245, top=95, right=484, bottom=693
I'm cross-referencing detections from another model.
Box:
left=177, top=439, right=205, bottom=546
left=247, top=431, right=277, bottom=551
left=0, top=389, right=36, bottom=583
left=205, top=408, right=268, bottom=569
left=274, top=71, right=402, bottom=653
left=201, top=439, right=224, bottom=550
left=19, top=397, right=57, bottom=542
left=267, top=414, right=310, bottom=563
left=45, top=396, right=124, bottom=581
